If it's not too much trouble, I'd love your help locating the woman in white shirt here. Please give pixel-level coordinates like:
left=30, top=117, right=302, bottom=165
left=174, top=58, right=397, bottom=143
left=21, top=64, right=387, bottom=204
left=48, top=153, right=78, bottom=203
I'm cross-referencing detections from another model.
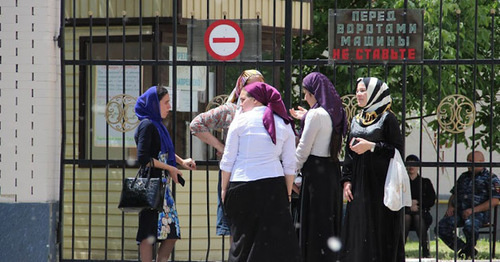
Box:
left=291, top=72, right=347, bottom=262
left=220, top=82, right=300, bottom=262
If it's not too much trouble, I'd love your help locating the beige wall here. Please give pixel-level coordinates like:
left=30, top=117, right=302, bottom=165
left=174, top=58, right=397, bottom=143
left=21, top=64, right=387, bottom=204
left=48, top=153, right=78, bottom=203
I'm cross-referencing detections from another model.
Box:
left=61, top=0, right=312, bottom=259
left=63, top=168, right=226, bottom=260
left=62, top=25, right=229, bottom=260
left=182, top=0, right=311, bottom=30
left=64, top=0, right=311, bottom=31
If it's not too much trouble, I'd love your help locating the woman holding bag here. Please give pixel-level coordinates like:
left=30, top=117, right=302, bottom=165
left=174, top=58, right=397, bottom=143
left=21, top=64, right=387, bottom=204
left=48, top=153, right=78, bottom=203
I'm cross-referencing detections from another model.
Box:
left=134, top=86, right=196, bottom=262
left=340, top=77, right=404, bottom=262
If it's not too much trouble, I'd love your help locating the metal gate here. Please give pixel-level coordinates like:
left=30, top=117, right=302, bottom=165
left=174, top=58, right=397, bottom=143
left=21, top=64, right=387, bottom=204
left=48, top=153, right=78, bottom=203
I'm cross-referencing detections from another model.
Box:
left=60, top=0, right=500, bottom=261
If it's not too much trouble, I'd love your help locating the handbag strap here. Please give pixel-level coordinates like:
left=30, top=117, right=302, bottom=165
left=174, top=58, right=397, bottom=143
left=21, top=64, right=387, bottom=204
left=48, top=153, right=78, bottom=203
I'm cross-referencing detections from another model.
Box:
left=132, top=158, right=155, bottom=187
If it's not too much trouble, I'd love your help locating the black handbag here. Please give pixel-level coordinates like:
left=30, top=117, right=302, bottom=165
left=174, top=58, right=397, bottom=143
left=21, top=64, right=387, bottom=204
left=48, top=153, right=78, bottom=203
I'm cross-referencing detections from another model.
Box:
left=118, top=159, right=165, bottom=212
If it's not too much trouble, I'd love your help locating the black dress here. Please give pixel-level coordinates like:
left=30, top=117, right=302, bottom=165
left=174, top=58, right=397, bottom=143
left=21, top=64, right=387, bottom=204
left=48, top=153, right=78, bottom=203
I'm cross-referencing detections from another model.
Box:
left=134, top=120, right=172, bottom=243
left=340, top=111, right=405, bottom=262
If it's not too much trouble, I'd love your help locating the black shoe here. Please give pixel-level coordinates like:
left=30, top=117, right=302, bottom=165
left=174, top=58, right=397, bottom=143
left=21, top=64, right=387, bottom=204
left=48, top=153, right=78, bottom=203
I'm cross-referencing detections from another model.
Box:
left=422, top=249, right=430, bottom=258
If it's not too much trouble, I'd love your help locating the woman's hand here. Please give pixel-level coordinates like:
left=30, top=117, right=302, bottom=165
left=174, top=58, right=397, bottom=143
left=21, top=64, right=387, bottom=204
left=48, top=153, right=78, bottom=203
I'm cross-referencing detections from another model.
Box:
left=289, top=106, right=308, bottom=120
left=180, top=158, right=197, bottom=170
left=221, top=189, right=227, bottom=204
left=167, top=165, right=183, bottom=184
left=411, top=199, right=419, bottom=212
left=343, top=182, right=354, bottom=202
left=216, top=150, right=224, bottom=159
left=349, top=137, right=375, bottom=155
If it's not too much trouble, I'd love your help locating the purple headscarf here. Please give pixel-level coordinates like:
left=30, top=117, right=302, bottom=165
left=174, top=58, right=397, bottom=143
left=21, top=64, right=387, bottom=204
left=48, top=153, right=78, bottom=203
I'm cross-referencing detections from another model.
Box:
left=302, top=72, right=347, bottom=136
left=134, top=86, right=176, bottom=166
left=244, top=82, right=295, bottom=144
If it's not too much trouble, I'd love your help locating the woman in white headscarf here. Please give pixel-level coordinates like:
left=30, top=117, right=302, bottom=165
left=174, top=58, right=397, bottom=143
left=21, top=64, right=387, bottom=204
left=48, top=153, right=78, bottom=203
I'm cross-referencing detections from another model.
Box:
left=340, top=77, right=405, bottom=262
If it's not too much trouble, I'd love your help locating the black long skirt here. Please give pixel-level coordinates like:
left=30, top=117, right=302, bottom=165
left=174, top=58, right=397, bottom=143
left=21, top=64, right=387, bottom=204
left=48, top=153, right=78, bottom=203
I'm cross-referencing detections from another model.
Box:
left=340, top=154, right=405, bottom=262
left=299, top=155, right=342, bottom=262
left=224, top=176, right=300, bottom=262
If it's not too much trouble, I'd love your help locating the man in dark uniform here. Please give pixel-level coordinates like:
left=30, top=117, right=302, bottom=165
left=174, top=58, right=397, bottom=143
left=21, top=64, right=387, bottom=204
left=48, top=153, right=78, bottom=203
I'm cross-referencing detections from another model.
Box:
left=436, top=151, right=500, bottom=259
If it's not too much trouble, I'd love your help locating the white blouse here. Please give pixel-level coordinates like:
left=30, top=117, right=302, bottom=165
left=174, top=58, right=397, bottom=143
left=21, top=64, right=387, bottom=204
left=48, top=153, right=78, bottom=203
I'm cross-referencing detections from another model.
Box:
left=295, top=107, right=333, bottom=170
left=219, top=106, right=297, bottom=182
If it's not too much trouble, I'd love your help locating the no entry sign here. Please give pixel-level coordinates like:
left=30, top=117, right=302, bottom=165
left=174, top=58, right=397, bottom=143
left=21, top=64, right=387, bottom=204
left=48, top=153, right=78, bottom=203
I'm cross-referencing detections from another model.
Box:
left=204, top=20, right=245, bottom=61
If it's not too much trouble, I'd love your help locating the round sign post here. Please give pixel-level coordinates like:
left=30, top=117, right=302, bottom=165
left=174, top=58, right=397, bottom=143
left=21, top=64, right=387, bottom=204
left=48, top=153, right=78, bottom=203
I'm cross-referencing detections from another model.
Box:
left=204, top=20, right=245, bottom=61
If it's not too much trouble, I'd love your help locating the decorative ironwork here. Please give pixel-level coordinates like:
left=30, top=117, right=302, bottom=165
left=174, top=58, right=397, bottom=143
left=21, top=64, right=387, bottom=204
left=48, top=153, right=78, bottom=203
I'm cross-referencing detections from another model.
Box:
left=205, top=94, right=229, bottom=112
left=341, top=94, right=359, bottom=127
left=436, top=94, right=476, bottom=134
left=105, top=94, right=140, bottom=133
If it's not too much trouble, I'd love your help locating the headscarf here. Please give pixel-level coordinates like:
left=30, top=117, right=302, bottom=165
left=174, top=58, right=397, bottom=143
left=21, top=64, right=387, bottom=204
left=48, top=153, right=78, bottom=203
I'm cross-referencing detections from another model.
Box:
left=134, top=86, right=176, bottom=166
left=355, top=77, right=392, bottom=125
left=227, top=69, right=264, bottom=104
left=244, top=82, right=295, bottom=144
left=302, top=72, right=348, bottom=136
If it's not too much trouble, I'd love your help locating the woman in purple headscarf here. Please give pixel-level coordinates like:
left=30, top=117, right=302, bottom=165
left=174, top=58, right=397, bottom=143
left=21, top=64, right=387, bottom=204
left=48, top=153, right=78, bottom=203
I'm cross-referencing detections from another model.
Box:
left=220, top=82, right=300, bottom=262
left=134, top=86, right=196, bottom=262
left=291, top=72, right=347, bottom=262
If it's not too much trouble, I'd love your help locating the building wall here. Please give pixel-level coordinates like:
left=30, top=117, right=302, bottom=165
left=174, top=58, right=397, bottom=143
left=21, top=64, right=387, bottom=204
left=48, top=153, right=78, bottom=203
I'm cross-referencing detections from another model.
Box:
left=62, top=168, right=226, bottom=261
left=0, top=0, right=61, bottom=261
left=182, top=0, right=311, bottom=30
left=0, top=0, right=61, bottom=204
left=63, top=0, right=312, bottom=31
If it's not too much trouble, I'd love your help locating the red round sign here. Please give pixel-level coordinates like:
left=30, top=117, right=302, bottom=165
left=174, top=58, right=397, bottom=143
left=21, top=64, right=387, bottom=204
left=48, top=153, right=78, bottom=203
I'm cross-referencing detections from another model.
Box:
left=204, top=20, right=245, bottom=61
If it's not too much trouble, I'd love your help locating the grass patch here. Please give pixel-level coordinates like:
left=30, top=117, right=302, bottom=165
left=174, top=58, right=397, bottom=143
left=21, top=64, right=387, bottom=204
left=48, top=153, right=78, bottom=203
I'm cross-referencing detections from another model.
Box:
left=405, top=239, right=499, bottom=259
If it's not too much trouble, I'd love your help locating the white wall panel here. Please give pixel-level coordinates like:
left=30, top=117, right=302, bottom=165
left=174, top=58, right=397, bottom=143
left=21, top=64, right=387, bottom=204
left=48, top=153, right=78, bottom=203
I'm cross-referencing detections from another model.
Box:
left=0, top=0, right=61, bottom=202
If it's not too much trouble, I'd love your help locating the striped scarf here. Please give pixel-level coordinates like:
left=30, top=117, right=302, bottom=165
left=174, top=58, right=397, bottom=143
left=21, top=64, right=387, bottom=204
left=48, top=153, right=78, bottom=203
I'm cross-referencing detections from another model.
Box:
left=355, top=77, right=392, bottom=125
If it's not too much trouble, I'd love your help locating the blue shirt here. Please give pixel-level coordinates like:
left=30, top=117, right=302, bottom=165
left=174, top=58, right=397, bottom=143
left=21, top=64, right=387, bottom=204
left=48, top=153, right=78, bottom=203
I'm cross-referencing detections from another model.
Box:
left=451, top=168, right=500, bottom=213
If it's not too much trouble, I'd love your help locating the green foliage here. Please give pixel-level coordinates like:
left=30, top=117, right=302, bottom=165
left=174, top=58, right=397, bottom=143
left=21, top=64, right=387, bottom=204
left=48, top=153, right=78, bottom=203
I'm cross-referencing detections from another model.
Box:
left=286, top=0, right=500, bottom=153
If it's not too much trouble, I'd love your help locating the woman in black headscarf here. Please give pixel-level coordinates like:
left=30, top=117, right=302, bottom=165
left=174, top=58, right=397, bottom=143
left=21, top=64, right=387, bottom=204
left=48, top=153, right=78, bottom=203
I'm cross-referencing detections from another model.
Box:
left=291, top=72, right=347, bottom=262
left=340, top=77, right=405, bottom=262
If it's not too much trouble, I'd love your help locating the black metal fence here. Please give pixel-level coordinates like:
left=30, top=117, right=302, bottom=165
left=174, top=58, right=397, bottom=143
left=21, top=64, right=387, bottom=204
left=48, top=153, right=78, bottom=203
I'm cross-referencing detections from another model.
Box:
left=60, top=0, right=500, bottom=261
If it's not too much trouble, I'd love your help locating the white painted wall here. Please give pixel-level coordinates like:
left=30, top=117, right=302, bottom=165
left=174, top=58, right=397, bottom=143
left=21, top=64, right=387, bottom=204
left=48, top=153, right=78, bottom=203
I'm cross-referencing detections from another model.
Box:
left=0, top=0, right=61, bottom=202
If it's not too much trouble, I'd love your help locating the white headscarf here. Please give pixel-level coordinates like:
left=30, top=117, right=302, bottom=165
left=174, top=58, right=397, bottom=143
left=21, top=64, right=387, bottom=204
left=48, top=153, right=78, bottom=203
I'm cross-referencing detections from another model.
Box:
left=355, top=77, right=392, bottom=125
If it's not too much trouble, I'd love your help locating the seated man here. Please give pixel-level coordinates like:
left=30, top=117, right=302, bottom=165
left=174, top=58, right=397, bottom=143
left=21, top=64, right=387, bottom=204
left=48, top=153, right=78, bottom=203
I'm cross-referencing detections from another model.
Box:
left=436, top=151, right=500, bottom=259
left=404, top=154, right=436, bottom=258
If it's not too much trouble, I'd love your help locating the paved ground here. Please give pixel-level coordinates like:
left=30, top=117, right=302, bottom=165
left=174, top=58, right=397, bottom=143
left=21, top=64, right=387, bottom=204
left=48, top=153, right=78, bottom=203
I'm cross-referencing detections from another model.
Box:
left=406, top=259, right=500, bottom=262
